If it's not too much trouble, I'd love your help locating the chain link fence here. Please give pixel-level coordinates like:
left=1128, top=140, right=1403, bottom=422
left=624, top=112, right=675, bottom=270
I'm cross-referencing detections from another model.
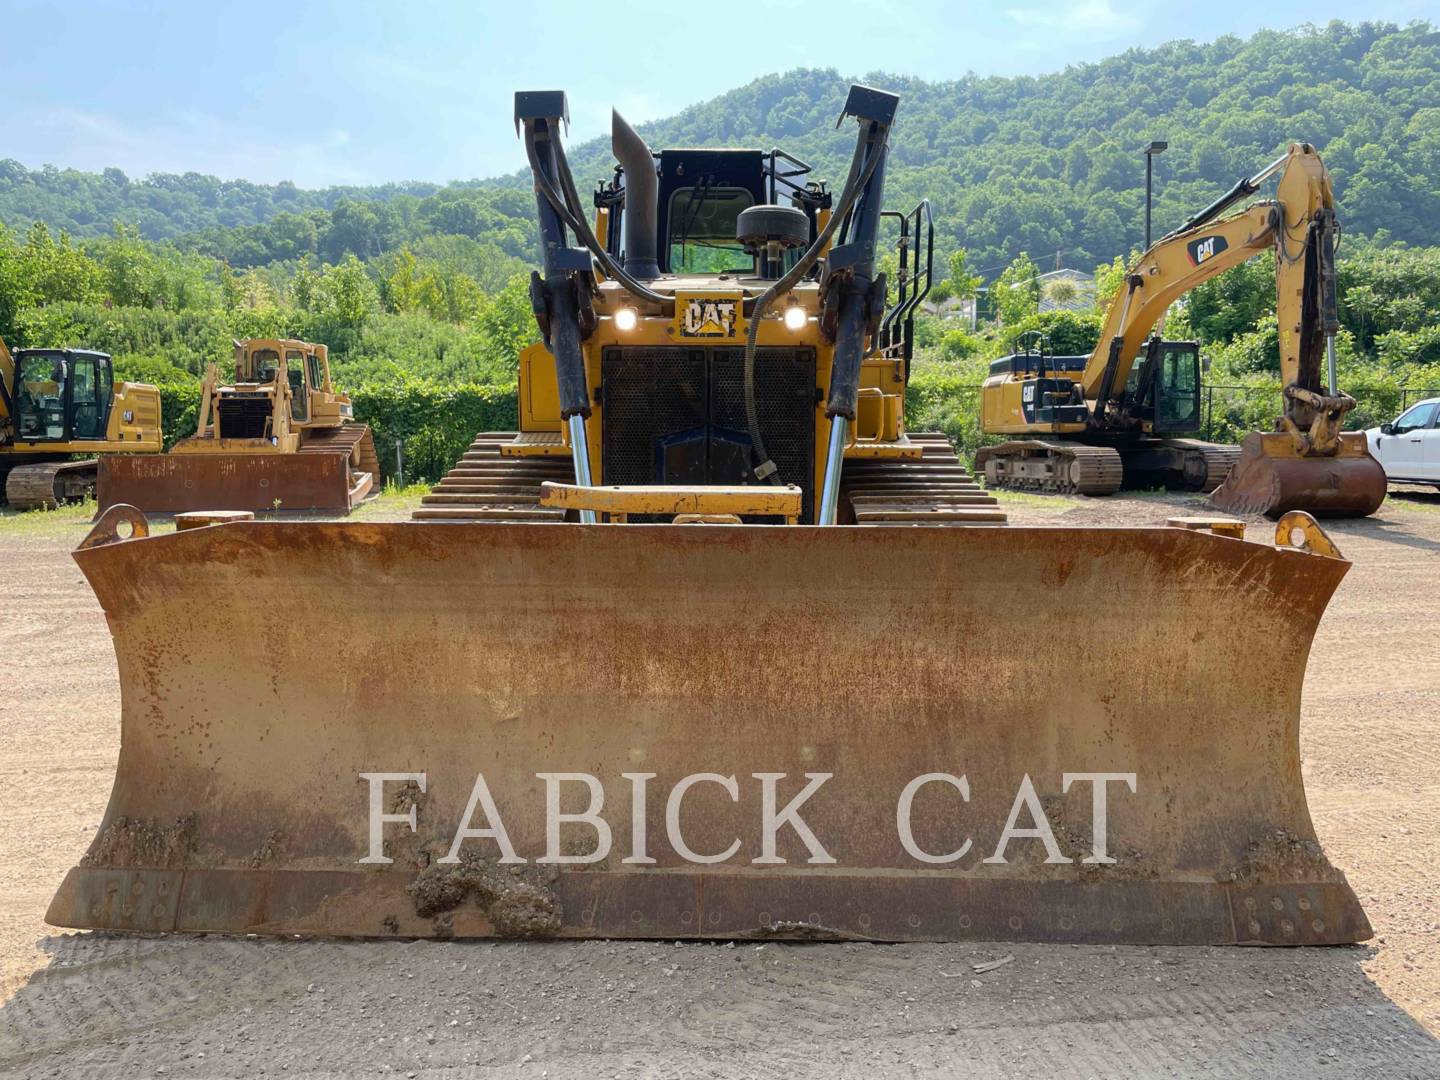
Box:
left=906, top=378, right=1439, bottom=463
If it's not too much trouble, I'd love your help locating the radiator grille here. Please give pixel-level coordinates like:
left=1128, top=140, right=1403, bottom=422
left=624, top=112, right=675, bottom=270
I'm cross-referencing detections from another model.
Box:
left=601, top=346, right=816, bottom=522
left=217, top=394, right=273, bottom=439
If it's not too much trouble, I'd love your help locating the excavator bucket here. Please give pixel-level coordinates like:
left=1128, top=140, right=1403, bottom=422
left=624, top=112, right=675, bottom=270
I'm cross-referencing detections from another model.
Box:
left=48, top=508, right=1369, bottom=946
left=1209, top=432, right=1386, bottom=518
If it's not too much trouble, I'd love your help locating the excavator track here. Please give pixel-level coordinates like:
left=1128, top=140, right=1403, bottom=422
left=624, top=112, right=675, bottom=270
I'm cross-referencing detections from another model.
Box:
left=412, top=432, right=571, bottom=522
left=3, top=459, right=98, bottom=511
left=1156, top=438, right=1240, bottom=493
left=976, top=440, right=1125, bottom=496
left=840, top=432, right=1007, bottom=525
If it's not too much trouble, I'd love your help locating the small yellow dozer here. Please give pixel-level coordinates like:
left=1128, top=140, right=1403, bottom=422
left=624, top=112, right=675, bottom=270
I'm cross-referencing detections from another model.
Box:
left=47, top=87, right=1368, bottom=947
left=97, top=338, right=379, bottom=515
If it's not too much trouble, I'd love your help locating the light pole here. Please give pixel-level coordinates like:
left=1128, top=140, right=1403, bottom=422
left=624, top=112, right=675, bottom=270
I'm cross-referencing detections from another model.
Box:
left=1144, top=140, right=1167, bottom=250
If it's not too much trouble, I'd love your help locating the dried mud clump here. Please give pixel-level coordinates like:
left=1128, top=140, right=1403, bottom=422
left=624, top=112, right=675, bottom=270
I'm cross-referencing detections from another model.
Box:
left=247, top=830, right=284, bottom=869
left=1225, top=829, right=1343, bottom=886
left=1005, top=796, right=1155, bottom=882
left=750, top=921, right=857, bottom=942
left=407, top=853, right=562, bottom=938
left=80, top=814, right=198, bottom=869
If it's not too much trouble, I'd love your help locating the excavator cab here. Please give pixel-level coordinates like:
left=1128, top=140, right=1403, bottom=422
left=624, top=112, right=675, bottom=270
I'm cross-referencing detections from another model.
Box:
left=12, top=350, right=115, bottom=443
left=1, top=344, right=159, bottom=510
left=1122, top=339, right=1202, bottom=433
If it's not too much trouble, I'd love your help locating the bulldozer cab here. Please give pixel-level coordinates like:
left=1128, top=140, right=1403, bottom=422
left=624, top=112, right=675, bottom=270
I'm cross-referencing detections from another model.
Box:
left=659, top=150, right=767, bottom=274
left=602, top=147, right=828, bottom=276
left=233, top=339, right=333, bottom=427
left=11, top=349, right=114, bottom=443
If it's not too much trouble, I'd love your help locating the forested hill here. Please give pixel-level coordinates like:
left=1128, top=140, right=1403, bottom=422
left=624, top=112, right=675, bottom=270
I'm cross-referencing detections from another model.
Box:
left=2, top=19, right=1437, bottom=273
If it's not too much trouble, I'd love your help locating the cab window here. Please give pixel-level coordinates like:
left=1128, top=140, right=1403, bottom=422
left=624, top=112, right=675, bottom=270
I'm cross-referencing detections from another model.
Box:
left=667, top=186, right=755, bottom=274
left=1156, top=344, right=1200, bottom=428
left=15, top=354, right=66, bottom=440
left=70, top=355, right=106, bottom=439
left=307, top=352, right=324, bottom=394
left=250, top=348, right=281, bottom=383
left=286, top=350, right=308, bottom=421
left=1393, top=402, right=1437, bottom=433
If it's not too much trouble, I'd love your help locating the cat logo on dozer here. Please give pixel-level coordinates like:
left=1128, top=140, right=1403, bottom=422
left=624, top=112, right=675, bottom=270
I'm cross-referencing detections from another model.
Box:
left=680, top=296, right=739, bottom=338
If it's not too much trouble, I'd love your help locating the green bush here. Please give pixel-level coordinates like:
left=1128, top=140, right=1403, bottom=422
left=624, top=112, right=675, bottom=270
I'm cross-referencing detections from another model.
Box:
left=349, top=379, right=518, bottom=482
left=1001, top=310, right=1104, bottom=356
left=906, top=361, right=987, bottom=462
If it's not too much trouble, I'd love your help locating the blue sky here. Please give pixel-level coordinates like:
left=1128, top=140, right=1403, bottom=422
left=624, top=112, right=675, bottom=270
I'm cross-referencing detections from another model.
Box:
left=2, top=0, right=1434, bottom=187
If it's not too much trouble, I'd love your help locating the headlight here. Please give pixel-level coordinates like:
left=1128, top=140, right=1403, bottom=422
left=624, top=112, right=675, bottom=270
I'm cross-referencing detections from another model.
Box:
left=614, top=307, right=638, bottom=332
left=783, top=306, right=807, bottom=331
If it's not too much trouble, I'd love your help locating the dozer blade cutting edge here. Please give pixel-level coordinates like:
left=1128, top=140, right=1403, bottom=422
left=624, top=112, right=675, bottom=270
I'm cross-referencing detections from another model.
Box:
left=1209, top=431, right=1387, bottom=519
left=48, top=507, right=1370, bottom=946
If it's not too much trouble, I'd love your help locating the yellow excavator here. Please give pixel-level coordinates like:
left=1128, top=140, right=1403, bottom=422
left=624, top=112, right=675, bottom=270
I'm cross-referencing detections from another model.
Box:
left=976, top=143, right=1386, bottom=517
left=0, top=335, right=161, bottom=510
left=48, top=88, right=1370, bottom=947
left=97, top=338, right=380, bottom=514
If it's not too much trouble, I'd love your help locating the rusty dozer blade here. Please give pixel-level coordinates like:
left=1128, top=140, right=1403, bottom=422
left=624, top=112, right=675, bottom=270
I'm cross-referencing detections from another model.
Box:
left=48, top=507, right=1370, bottom=945
left=97, top=451, right=373, bottom=515
left=1209, top=431, right=1386, bottom=519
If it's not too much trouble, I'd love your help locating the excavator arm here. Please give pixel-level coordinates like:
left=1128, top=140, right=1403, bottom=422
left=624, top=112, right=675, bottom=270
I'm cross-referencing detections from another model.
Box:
left=1085, top=144, right=1337, bottom=427
left=1085, top=200, right=1277, bottom=406
left=1202, top=145, right=1385, bottom=516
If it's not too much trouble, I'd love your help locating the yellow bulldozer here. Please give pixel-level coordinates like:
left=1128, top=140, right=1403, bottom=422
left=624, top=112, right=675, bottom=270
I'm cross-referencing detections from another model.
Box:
left=0, top=335, right=162, bottom=510
left=47, top=87, right=1370, bottom=947
left=414, top=101, right=997, bottom=526
left=97, top=337, right=380, bottom=514
left=976, top=143, right=1386, bottom=517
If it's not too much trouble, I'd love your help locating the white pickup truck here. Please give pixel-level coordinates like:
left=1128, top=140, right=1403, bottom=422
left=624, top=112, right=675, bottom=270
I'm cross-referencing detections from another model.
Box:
left=1366, top=397, right=1440, bottom=486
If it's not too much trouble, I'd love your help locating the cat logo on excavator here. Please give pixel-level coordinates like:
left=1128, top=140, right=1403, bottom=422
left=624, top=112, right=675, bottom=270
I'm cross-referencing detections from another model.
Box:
left=1187, top=234, right=1228, bottom=265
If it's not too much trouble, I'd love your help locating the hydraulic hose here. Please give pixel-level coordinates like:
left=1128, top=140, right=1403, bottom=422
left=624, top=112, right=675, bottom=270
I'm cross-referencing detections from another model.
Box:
left=523, top=124, right=672, bottom=309
left=741, top=123, right=889, bottom=481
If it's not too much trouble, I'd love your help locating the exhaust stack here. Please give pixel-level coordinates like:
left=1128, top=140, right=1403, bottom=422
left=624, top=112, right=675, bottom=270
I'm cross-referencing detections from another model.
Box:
left=612, top=111, right=660, bottom=280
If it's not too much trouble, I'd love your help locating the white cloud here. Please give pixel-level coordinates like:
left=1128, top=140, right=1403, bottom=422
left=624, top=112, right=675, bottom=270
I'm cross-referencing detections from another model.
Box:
left=572, top=90, right=664, bottom=147
left=2, top=106, right=378, bottom=186
left=1004, top=0, right=1139, bottom=35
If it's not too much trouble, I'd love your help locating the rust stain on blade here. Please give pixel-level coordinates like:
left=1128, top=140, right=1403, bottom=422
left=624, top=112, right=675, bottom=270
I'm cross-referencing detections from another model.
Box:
left=97, top=452, right=360, bottom=514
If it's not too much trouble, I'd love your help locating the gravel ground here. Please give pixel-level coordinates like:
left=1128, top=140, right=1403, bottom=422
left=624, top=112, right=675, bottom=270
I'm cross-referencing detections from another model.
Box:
left=1, top=486, right=1438, bottom=1078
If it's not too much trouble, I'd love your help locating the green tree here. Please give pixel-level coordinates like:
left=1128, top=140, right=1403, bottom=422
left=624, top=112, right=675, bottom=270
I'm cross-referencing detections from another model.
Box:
left=314, top=255, right=379, bottom=329
left=944, top=248, right=981, bottom=302
left=993, top=253, right=1040, bottom=326
left=100, top=223, right=160, bottom=307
